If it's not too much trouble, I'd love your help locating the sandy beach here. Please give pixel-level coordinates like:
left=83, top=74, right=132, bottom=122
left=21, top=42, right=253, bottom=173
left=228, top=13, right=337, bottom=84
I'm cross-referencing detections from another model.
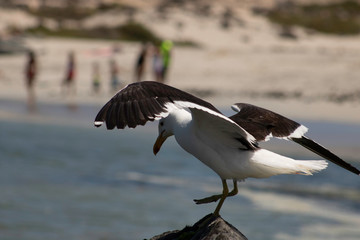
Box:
left=1, top=3, right=360, bottom=126
left=1, top=34, right=360, bottom=125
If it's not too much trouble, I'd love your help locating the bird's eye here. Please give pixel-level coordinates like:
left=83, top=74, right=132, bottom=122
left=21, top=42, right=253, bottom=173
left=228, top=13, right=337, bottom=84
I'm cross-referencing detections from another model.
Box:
left=160, top=122, right=164, bottom=126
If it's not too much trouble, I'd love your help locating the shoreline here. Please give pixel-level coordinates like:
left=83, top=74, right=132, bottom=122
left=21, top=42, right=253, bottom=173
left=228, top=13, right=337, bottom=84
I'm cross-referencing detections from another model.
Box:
left=1, top=91, right=360, bottom=127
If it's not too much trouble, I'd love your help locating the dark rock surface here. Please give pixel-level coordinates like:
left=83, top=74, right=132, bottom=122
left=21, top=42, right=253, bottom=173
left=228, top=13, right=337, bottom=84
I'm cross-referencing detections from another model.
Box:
left=148, top=214, right=248, bottom=240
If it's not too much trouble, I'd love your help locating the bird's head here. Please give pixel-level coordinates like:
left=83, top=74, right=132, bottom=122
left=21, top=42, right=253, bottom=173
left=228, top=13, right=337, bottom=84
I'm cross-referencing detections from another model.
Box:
left=153, top=118, right=174, bottom=155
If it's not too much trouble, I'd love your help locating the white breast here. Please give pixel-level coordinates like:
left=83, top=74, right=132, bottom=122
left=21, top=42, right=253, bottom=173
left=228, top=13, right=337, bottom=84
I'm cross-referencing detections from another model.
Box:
left=173, top=118, right=255, bottom=180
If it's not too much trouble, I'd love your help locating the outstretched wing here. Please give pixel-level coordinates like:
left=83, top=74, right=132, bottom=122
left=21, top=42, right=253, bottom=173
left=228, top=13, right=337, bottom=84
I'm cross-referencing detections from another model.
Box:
left=229, top=103, right=306, bottom=142
left=94, top=82, right=257, bottom=150
left=94, top=81, right=221, bottom=129
left=230, top=103, right=360, bottom=175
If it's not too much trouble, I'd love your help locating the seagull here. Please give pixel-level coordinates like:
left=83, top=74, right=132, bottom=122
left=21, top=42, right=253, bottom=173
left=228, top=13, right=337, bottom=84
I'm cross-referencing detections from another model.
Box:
left=94, top=81, right=360, bottom=216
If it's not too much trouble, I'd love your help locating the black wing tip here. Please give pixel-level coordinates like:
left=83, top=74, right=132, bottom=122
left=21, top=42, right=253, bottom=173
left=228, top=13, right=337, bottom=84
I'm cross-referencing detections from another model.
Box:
left=351, top=167, right=360, bottom=176
left=94, top=119, right=141, bottom=130
left=347, top=167, right=360, bottom=176
left=293, top=136, right=360, bottom=176
left=346, top=165, right=360, bottom=176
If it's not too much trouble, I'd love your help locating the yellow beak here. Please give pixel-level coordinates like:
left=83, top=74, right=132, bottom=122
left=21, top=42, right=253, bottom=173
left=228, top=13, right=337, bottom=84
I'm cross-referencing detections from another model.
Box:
left=153, top=130, right=167, bottom=155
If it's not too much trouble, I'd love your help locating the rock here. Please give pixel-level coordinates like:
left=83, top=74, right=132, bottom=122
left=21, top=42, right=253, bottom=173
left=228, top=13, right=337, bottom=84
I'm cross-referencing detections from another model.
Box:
left=148, top=214, right=248, bottom=240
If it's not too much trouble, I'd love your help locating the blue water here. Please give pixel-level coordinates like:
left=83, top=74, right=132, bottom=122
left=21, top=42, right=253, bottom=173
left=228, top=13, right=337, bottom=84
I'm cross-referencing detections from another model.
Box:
left=1, top=99, right=360, bottom=240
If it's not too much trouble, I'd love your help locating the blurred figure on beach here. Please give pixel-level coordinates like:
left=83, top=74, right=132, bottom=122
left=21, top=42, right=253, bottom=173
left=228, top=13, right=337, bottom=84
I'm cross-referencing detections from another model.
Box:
left=134, top=43, right=148, bottom=82
left=92, top=62, right=101, bottom=95
left=24, top=50, right=37, bottom=110
left=109, top=58, right=122, bottom=93
left=160, top=40, right=173, bottom=82
left=62, top=51, right=76, bottom=95
left=152, top=45, right=163, bottom=82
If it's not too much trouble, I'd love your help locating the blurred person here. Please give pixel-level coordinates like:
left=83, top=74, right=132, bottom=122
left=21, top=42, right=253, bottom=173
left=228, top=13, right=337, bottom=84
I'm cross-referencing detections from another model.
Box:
left=134, top=43, right=148, bottom=82
left=112, top=43, right=122, bottom=54
left=160, top=40, right=173, bottom=82
left=152, top=45, right=163, bottom=82
left=92, top=62, right=101, bottom=95
left=62, top=51, right=76, bottom=95
left=92, top=62, right=101, bottom=94
left=109, top=58, right=122, bottom=93
left=24, top=50, right=37, bottom=110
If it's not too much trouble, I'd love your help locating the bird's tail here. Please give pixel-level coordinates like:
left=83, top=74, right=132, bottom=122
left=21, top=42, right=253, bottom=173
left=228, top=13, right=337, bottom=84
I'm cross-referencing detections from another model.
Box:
left=250, top=149, right=328, bottom=178
left=293, top=159, right=328, bottom=175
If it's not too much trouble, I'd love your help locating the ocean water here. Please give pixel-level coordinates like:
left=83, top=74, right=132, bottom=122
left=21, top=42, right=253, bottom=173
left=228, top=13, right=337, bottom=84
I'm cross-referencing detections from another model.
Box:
left=1, top=99, right=360, bottom=240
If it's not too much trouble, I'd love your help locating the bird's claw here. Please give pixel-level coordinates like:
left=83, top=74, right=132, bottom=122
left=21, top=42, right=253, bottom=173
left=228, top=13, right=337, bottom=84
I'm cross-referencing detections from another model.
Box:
left=194, top=194, right=223, bottom=204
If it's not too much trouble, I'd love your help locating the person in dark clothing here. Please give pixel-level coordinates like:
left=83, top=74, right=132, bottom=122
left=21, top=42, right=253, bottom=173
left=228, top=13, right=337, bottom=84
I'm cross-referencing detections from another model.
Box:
left=62, top=51, right=76, bottom=95
left=24, top=50, right=37, bottom=110
left=134, top=43, right=148, bottom=82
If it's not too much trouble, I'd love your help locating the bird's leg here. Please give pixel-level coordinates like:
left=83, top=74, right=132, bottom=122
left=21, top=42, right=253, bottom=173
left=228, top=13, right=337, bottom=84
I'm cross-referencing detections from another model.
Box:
left=228, top=179, right=238, bottom=197
left=213, top=179, right=229, bottom=216
left=194, top=179, right=238, bottom=204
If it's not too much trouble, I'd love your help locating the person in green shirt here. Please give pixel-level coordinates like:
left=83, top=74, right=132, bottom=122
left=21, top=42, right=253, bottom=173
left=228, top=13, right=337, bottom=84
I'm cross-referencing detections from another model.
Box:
left=160, top=40, right=173, bottom=83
